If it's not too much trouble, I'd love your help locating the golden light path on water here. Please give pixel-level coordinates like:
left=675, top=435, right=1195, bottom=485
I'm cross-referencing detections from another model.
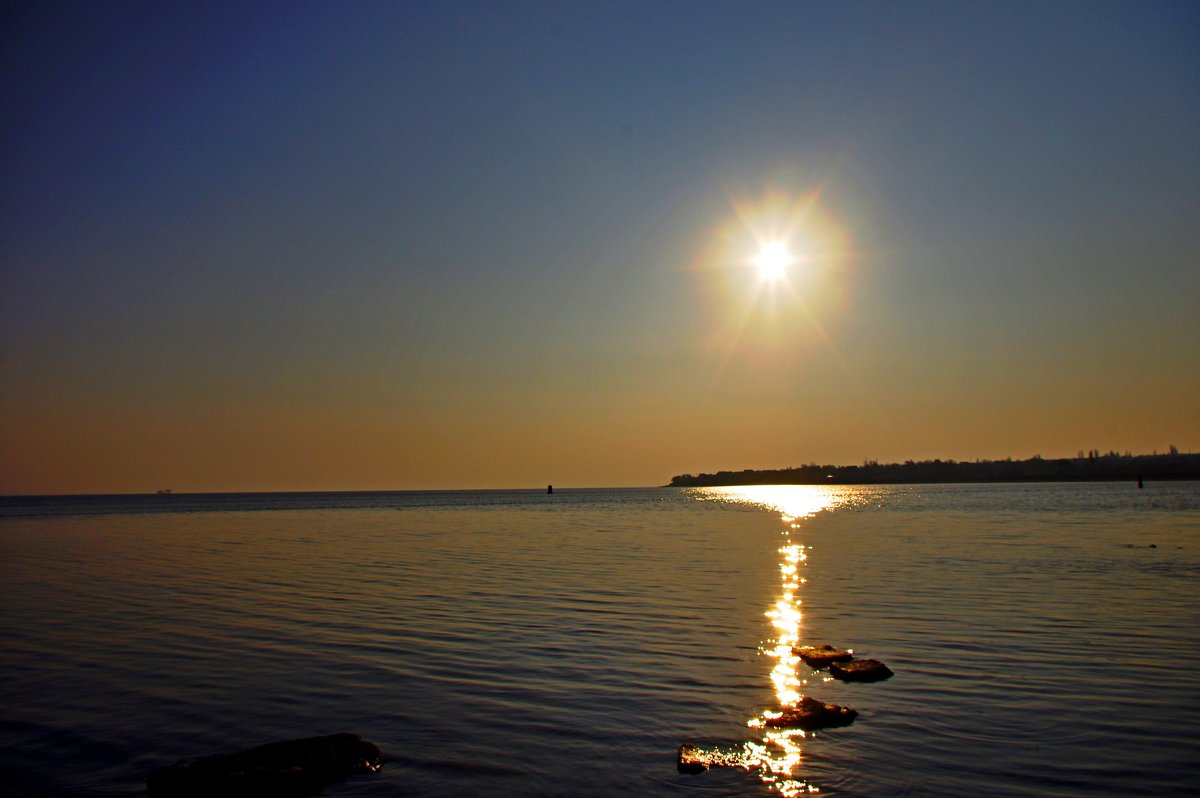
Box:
left=694, top=485, right=867, bottom=795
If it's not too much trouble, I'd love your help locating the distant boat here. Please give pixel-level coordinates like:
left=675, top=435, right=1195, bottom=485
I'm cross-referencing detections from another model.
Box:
left=157, top=489, right=172, bottom=495
left=547, top=484, right=553, bottom=495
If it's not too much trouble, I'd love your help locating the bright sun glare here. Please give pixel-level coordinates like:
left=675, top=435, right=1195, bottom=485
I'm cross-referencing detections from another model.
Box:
left=696, top=188, right=852, bottom=358
left=753, top=240, right=793, bottom=281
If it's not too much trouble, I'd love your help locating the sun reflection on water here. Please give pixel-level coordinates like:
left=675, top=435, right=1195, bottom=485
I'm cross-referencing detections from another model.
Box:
left=696, top=484, right=856, bottom=521
left=690, top=485, right=868, bottom=794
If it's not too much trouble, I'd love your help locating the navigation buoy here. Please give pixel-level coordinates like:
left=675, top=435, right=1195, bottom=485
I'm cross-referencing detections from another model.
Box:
left=547, top=484, right=553, bottom=494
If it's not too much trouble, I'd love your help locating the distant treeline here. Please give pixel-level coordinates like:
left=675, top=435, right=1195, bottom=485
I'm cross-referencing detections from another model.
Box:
left=668, top=450, right=1200, bottom=487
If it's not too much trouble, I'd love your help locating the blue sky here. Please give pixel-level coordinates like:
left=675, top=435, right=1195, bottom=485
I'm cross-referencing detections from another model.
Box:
left=2, top=1, right=1197, bottom=492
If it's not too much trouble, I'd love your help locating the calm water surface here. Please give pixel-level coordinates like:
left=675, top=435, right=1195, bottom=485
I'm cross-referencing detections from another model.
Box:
left=1, top=483, right=1197, bottom=796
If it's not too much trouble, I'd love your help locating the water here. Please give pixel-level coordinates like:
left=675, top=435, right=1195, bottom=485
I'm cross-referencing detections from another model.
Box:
left=1, top=483, right=1197, bottom=796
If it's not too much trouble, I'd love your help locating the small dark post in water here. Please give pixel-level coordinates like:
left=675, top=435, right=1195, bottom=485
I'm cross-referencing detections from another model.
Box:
left=547, top=484, right=553, bottom=494
left=1137, top=476, right=1143, bottom=489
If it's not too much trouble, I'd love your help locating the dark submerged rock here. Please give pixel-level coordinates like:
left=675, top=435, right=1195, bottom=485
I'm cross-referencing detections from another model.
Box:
left=829, top=659, right=894, bottom=682
left=147, top=733, right=382, bottom=798
left=765, top=696, right=857, bottom=730
left=795, top=644, right=853, bottom=668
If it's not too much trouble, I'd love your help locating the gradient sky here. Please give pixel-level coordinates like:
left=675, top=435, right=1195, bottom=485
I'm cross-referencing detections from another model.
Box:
left=2, top=1, right=1197, bottom=494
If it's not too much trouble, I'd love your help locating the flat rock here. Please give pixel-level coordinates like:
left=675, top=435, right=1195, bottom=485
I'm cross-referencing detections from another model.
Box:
left=764, top=696, right=857, bottom=730
left=147, top=733, right=382, bottom=797
left=794, top=644, right=853, bottom=668
left=829, top=659, right=894, bottom=682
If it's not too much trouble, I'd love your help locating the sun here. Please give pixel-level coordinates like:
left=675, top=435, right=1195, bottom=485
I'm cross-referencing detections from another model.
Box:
left=693, top=187, right=854, bottom=358
left=753, top=240, right=793, bottom=281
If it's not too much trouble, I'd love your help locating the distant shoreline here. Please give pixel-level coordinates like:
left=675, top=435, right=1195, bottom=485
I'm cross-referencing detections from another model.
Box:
left=667, top=451, right=1200, bottom=487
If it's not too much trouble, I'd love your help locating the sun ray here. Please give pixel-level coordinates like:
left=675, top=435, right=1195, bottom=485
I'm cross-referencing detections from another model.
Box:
left=693, top=185, right=856, bottom=372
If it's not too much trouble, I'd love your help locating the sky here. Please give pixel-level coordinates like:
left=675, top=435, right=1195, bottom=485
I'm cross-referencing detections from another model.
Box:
left=2, top=1, right=1197, bottom=494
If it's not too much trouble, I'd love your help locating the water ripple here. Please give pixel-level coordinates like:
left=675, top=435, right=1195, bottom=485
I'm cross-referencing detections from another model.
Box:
left=1, top=484, right=1197, bottom=796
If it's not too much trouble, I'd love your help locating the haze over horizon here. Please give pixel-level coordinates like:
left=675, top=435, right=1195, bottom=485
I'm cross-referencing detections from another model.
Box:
left=2, top=1, right=1197, bottom=495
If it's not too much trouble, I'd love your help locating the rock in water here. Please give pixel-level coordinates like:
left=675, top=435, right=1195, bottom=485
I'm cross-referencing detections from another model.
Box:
left=794, top=644, right=854, bottom=668
left=147, top=733, right=382, bottom=797
left=829, top=659, right=894, bottom=682
left=764, top=696, right=857, bottom=730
